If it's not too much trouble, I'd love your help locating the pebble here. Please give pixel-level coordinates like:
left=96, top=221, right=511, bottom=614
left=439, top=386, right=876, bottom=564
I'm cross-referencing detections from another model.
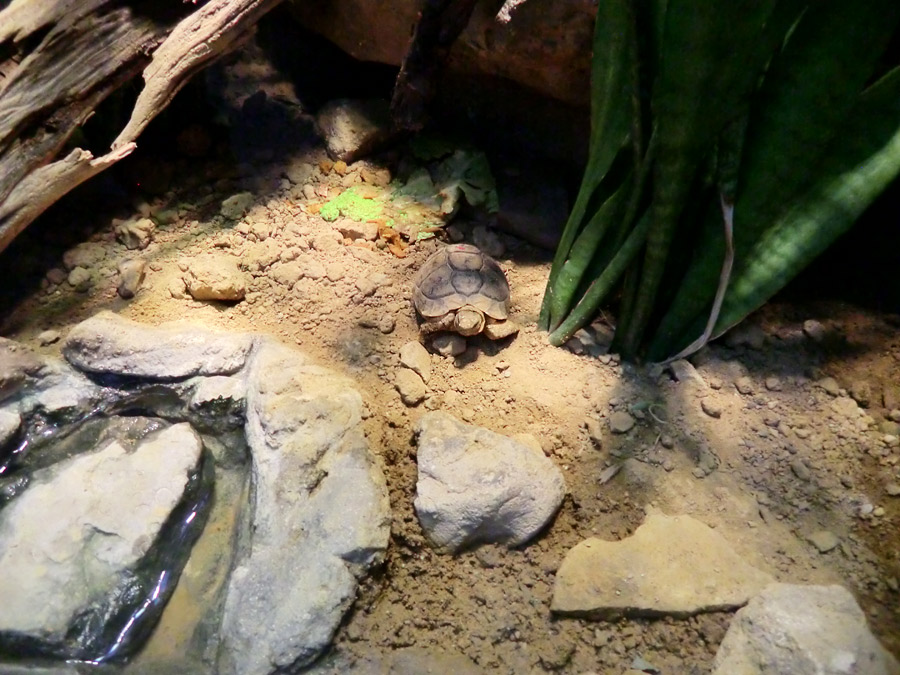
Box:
left=873, top=506, right=885, bottom=517
left=660, top=435, right=674, bottom=449
left=802, top=319, right=827, bottom=343
left=37, top=330, right=60, bottom=346
left=431, top=333, right=466, bottom=357
left=378, top=315, right=395, bottom=334
left=395, top=369, right=426, bottom=406
left=817, top=377, right=840, bottom=397
left=117, top=258, right=146, bottom=299
left=807, top=530, right=840, bottom=553
left=886, top=483, right=900, bottom=497
left=764, top=376, right=783, bottom=392
left=850, top=380, right=872, bottom=408
left=608, top=411, right=635, bottom=434
left=67, top=266, right=92, bottom=292
left=890, top=409, right=900, bottom=423
left=701, top=398, right=723, bottom=419
left=734, top=376, right=755, bottom=395
left=46, top=268, right=67, bottom=285
left=584, top=418, right=603, bottom=448
left=790, top=458, right=812, bottom=482
left=324, top=263, right=344, bottom=282
left=400, top=341, right=432, bottom=383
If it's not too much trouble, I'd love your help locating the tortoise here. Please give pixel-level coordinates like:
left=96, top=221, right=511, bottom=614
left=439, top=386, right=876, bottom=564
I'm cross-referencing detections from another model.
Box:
left=412, top=244, right=519, bottom=339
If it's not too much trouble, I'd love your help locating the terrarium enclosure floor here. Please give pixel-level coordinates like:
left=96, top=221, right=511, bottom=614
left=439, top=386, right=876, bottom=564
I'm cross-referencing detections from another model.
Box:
left=1, top=38, right=900, bottom=675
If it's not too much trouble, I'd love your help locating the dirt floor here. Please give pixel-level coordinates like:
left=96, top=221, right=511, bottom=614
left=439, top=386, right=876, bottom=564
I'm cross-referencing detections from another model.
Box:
left=2, top=41, right=900, bottom=675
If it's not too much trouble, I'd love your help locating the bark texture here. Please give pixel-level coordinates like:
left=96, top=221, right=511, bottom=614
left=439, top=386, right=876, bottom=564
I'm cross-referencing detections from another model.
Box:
left=0, top=0, right=284, bottom=256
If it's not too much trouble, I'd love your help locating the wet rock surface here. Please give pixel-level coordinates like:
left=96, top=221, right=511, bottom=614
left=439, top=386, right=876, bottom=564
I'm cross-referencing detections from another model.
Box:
left=0, top=313, right=390, bottom=672
left=0, top=421, right=203, bottom=638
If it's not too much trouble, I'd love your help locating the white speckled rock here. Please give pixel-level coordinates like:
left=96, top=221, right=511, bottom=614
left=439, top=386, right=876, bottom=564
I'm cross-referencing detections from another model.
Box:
left=713, top=584, right=900, bottom=675
left=414, top=411, right=566, bottom=553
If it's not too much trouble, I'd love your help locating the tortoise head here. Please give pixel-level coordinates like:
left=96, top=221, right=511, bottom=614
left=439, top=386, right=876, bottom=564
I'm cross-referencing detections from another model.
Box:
left=454, top=307, right=485, bottom=336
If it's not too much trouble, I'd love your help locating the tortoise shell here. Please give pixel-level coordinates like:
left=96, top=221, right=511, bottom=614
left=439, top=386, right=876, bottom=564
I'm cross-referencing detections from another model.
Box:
left=413, top=244, right=509, bottom=320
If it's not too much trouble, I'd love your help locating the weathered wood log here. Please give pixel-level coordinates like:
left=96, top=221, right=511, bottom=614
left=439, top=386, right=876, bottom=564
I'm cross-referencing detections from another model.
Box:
left=0, top=0, right=283, bottom=256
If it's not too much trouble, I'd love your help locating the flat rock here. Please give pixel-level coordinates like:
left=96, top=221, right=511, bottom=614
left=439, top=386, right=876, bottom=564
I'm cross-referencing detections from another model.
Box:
left=218, top=340, right=390, bottom=675
left=183, top=256, right=247, bottom=301
left=0, top=422, right=202, bottom=636
left=63, top=311, right=253, bottom=378
left=712, top=584, right=900, bottom=675
left=818, top=376, right=841, bottom=396
left=551, top=512, right=773, bottom=619
left=400, top=341, right=431, bottom=383
left=414, top=411, right=566, bottom=553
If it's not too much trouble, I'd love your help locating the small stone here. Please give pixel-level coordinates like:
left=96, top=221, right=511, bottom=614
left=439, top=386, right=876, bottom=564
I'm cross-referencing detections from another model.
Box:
left=873, top=506, right=885, bottom=517
left=764, top=376, right=782, bottom=392
left=302, top=259, right=326, bottom=280
left=335, top=217, right=378, bottom=241
left=115, top=217, right=155, bottom=250
left=67, top=266, right=92, bottom=292
left=584, top=418, right=603, bottom=448
left=734, top=376, right=755, bottom=395
left=432, top=333, right=466, bottom=357
left=790, top=458, right=812, bottom=482
left=609, top=411, right=635, bottom=434
left=37, top=330, right=60, bottom=346
left=660, top=435, right=675, bottom=449
left=817, top=377, right=840, bottom=397
left=117, top=258, right=146, bottom=299
left=482, top=321, right=519, bottom=340
left=889, top=409, right=900, bottom=423
left=183, top=256, right=246, bottom=301
left=802, top=319, right=827, bottom=343
left=885, top=482, right=900, bottom=497
left=220, top=191, right=254, bottom=220
left=324, top=263, right=344, bottom=281
left=701, top=398, right=723, bottom=418
left=46, top=268, right=67, bottom=285
left=400, top=341, right=432, bottom=383
left=850, top=380, right=872, bottom=408
left=807, top=530, right=839, bottom=553
left=395, top=369, right=426, bottom=406
left=378, top=315, right=395, bottom=334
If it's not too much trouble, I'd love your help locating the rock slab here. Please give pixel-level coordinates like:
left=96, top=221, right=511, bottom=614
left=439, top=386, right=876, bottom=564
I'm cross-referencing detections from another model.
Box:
left=414, top=411, right=566, bottom=553
left=0, top=422, right=202, bottom=635
left=217, top=340, right=390, bottom=675
left=712, top=584, right=900, bottom=675
left=63, top=311, right=253, bottom=378
left=551, top=512, right=774, bottom=619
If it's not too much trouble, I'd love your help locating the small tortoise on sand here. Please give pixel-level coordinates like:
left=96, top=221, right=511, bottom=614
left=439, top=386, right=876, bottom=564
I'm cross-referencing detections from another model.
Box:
left=413, top=244, right=519, bottom=339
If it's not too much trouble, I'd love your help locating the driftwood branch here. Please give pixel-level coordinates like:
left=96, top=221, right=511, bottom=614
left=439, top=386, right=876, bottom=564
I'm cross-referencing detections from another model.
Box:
left=0, top=0, right=284, bottom=256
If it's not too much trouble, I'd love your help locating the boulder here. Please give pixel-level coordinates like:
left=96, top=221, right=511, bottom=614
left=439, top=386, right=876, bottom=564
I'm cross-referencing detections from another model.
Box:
left=414, top=411, right=566, bottom=553
left=712, top=584, right=900, bottom=675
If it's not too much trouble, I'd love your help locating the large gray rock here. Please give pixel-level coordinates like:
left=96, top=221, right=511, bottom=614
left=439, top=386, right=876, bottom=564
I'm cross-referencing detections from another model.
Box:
left=0, top=422, right=202, bottom=636
left=217, top=340, right=390, bottom=675
left=414, top=411, right=566, bottom=553
left=63, top=311, right=254, bottom=378
left=713, top=584, right=900, bottom=675
left=551, top=512, right=774, bottom=619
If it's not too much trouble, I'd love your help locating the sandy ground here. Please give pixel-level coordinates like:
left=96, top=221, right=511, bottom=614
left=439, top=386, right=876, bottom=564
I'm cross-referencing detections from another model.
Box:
left=1, top=39, right=899, bottom=675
